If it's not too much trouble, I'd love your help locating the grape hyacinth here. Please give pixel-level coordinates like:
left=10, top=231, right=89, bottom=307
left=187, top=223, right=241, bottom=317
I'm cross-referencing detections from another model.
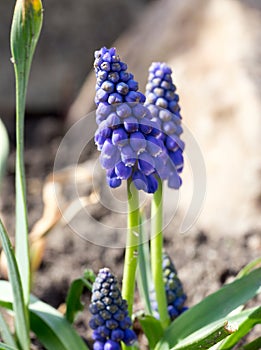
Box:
left=151, top=252, right=187, bottom=320
left=145, top=62, right=185, bottom=189
left=93, top=47, right=168, bottom=194
left=89, top=268, right=137, bottom=350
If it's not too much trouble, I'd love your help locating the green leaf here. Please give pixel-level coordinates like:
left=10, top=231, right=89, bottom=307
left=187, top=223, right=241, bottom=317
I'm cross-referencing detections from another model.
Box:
left=0, top=281, right=89, bottom=350
left=167, top=307, right=257, bottom=350
left=138, top=314, right=164, bottom=348
left=237, top=257, right=261, bottom=279
left=170, top=320, right=237, bottom=350
left=219, top=306, right=261, bottom=349
left=0, top=312, right=17, bottom=349
left=10, top=0, right=43, bottom=304
left=240, top=337, right=261, bottom=350
left=155, top=268, right=261, bottom=349
left=66, top=269, right=95, bottom=323
left=29, top=296, right=89, bottom=350
left=0, top=220, right=29, bottom=350
left=0, top=119, right=9, bottom=190
left=137, top=212, right=153, bottom=315
left=0, top=343, right=18, bottom=350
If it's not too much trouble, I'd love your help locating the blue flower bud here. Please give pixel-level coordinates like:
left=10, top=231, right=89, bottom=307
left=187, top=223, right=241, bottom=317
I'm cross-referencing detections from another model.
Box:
left=106, top=169, right=122, bottom=188
left=101, top=81, right=115, bottom=93
left=130, top=132, right=146, bottom=153
left=90, top=268, right=136, bottom=349
left=132, top=170, right=148, bottom=192
left=116, top=104, right=132, bottom=119
left=138, top=152, right=155, bottom=176
left=108, top=93, right=123, bottom=105
left=115, top=161, right=132, bottom=180
left=111, top=128, right=128, bottom=147
left=123, top=117, right=139, bottom=133
left=145, top=62, right=185, bottom=188
left=116, top=82, right=129, bottom=95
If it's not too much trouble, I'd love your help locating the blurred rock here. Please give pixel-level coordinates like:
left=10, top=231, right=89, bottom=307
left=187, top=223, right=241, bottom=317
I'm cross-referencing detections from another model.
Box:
left=67, top=0, right=261, bottom=237
left=0, top=0, right=148, bottom=118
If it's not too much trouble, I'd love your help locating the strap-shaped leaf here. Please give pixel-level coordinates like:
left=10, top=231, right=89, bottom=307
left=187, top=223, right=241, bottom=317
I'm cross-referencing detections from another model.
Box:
left=0, top=220, right=29, bottom=350
left=219, top=306, right=261, bottom=349
left=0, top=343, right=18, bottom=350
left=0, top=281, right=89, bottom=350
left=138, top=314, right=164, bottom=348
left=0, top=119, right=9, bottom=190
left=66, top=269, right=95, bottom=323
left=155, top=268, right=261, bottom=349
left=240, top=336, right=261, bottom=350
left=0, top=312, right=17, bottom=349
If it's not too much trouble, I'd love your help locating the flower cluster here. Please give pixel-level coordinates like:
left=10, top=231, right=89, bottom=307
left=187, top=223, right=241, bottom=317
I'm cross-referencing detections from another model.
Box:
left=150, top=252, right=187, bottom=320
left=145, top=62, right=184, bottom=189
left=89, top=268, right=137, bottom=350
left=94, top=47, right=168, bottom=193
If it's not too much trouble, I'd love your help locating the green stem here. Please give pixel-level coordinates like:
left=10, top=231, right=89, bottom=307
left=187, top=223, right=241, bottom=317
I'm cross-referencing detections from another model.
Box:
left=122, top=179, right=140, bottom=316
left=151, top=179, right=170, bottom=329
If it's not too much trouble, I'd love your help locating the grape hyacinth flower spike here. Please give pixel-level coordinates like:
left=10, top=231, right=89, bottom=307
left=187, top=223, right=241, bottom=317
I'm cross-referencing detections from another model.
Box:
left=145, top=62, right=185, bottom=189
left=89, top=268, right=137, bottom=350
left=93, top=47, right=167, bottom=194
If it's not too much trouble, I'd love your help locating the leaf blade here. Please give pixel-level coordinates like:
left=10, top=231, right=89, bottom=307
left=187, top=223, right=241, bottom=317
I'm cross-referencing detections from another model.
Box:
left=155, top=268, right=261, bottom=349
left=0, top=220, right=29, bottom=350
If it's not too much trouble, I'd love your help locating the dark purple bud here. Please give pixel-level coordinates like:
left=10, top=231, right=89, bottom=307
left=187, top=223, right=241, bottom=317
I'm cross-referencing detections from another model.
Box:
left=139, top=118, right=153, bottom=134
left=119, top=316, right=132, bottom=330
left=156, top=97, right=168, bottom=109
left=93, top=341, right=105, bottom=350
left=106, top=319, right=118, bottom=330
left=111, top=63, right=121, bottom=72
left=92, top=330, right=106, bottom=342
left=154, top=87, right=165, bottom=97
left=163, top=121, right=177, bottom=135
left=120, top=62, right=128, bottom=71
left=96, top=89, right=109, bottom=102
left=130, top=132, right=146, bottom=153
left=101, top=62, right=111, bottom=72
left=147, top=174, right=158, bottom=193
left=125, top=91, right=140, bottom=103
left=132, top=104, right=148, bottom=119
left=168, top=305, right=179, bottom=319
left=108, top=72, right=120, bottom=83
left=138, top=152, right=155, bottom=175
left=146, top=136, right=164, bottom=156
left=123, top=117, right=139, bottom=133
left=112, top=128, right=128, bottom=147
left=132, top=170, right=148, bottom=192
left=111, top=329, right=124, bottom=342
left=108, top=93, right=123, bottom=105
left=116, top=82, right=129, bottom=95
left=119, top=71, right=130, bottom=82
left=120, top=145, right=136, bottom=167
left=115, top=162, right=132, bottom=180
left=104, top=340, right=121, bottom=350
left=98, top=70, right=108, bottom=81
left=101, top=81, right=114, bottom=93
left=116, top=103, right=131, bottom=118
left=127, top=79, right=138, bottom=91
left=123, top=329, right=137, bottom=346
left=168, top=171, right=181, bottom=189
left=159, top=109, right=172, bottom=122
left=106, top=113, right=121, bottom=128
left=169, top=150, right=183, bottom=168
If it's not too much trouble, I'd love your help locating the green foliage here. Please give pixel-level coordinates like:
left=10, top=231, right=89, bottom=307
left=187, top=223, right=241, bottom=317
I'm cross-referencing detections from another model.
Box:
left=0, top=220, right=29, bottom=350
left=0, top=281, right=89, bottom=350
left=10, top=0, right=43, bottom=304
left=0, top=119, right=9, bottom=190
left=138, top=314, right=164, bottom=349
left=66, top=269, right=95, bottom=323
left=155, top=267, right=261, bottom=349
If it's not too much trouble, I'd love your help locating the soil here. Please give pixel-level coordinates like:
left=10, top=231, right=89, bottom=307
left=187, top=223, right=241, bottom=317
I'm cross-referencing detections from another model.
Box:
left=0, top=115, right=260, bottom=349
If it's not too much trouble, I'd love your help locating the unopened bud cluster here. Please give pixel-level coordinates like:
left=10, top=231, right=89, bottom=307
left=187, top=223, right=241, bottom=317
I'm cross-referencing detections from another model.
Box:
left=151, top=252, right=187, bottom=320
left=145, top=62, right=184, bottom=189
left=89, top=268, right=137, bottom=350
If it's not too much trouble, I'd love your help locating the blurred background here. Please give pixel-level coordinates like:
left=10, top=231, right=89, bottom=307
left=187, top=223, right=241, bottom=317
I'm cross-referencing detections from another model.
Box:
left=0, top=0, right=260, bottom=342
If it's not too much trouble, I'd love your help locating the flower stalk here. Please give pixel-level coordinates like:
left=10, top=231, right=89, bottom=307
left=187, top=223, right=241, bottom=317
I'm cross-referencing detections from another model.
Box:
left=151, top=179, right=170, bottom=328
left=122, top=179, right=140, bottom=317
